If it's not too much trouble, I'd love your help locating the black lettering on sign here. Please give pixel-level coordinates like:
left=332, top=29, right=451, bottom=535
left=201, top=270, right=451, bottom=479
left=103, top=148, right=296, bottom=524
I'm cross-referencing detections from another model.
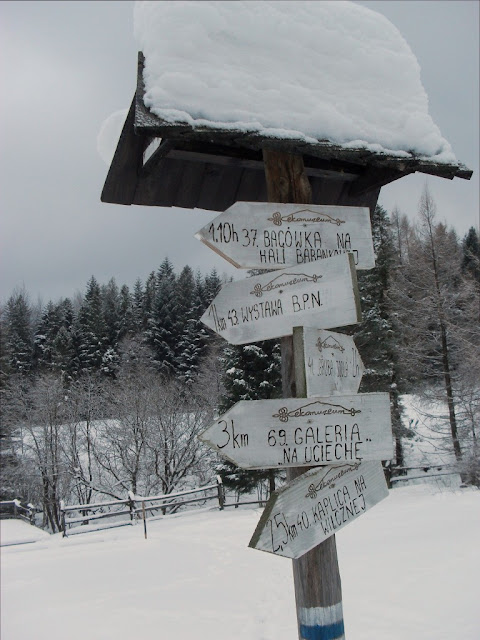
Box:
left=354, top=475, right=367, bottom=495
left=240, top=300, right=284, bottom=322
left=241, top=228, right=258, bottom=247
left=208, top=304, right=226, bottom=332
left=351, top=347, right=360, bottom=377
left=217, top=420, right=249, bottom=450
left=267, top=429, right=287, bottom=447
left=209, top=222, right=239, bottom=244
left=292, top=291, right=322, bottom=312
left=282, top=447, right=298, bottom=464
left=336, top=233, right=352, bottom=250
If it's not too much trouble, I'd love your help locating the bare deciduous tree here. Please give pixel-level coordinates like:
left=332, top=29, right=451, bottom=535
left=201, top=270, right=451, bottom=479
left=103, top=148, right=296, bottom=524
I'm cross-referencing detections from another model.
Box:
left=389, top=186, right=479, bottom=477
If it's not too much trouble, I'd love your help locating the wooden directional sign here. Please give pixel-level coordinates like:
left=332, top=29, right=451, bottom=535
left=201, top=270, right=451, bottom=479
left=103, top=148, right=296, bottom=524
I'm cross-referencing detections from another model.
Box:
left=195, top=202, right=375, bottom=270
left=302, top=328, right=365, bottom=397
left=198, top=393, right=392, bottom=469
left=249, top=461, right=388, bottom=559
left=201, top=253, right=361, bottom=345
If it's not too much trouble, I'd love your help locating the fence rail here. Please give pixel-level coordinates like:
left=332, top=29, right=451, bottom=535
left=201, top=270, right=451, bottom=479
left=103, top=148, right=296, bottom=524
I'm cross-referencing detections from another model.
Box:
left=0, top=500, right=37, bottom=525
left=60, top=477, right=226, bottom=537
left=389, top=463, right=459, bottom=485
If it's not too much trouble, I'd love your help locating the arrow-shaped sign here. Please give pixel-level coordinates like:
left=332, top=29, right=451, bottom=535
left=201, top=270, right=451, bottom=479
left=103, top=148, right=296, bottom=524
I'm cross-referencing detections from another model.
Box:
left=302, top=328, right=365, bottom=397
left=195, top=202, right=375, bottom=270
left=201, top=253, right=361, bottom=344
left=198, top=393, right=392, bottom=469
left=249, top=461, right=389, bottom=559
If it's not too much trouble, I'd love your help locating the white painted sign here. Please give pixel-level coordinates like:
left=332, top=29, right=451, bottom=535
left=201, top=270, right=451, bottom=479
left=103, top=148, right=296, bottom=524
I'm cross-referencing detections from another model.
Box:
left=198, top=393, right=392, bottom=469
left=249, top=461, right=389, bottom=559
left=201, top=253, right=361, bottom=344
left=195, top=202, right=375, bottom=270
left=303, top=328, right=365, bottom=396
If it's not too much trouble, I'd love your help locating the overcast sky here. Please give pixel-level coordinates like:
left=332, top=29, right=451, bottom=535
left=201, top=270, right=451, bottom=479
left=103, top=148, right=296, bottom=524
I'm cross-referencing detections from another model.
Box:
left=1, top=1, right=478, bottom=305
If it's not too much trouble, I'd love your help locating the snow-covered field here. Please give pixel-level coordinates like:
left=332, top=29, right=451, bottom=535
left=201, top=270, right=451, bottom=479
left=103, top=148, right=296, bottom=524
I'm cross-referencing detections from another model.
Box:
left=2, top=484, right=479, bottom=640
left=0, top=519, right=50, bottom=547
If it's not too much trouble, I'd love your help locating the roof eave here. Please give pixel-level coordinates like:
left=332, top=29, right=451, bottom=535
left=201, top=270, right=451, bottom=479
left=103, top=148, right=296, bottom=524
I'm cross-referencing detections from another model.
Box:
left=134, top=51, right=472, bottom=182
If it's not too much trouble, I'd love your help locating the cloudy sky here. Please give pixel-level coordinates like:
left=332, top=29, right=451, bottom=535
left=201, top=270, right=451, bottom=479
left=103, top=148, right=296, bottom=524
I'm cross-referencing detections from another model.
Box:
left=1, top=1, right=478, bottom=305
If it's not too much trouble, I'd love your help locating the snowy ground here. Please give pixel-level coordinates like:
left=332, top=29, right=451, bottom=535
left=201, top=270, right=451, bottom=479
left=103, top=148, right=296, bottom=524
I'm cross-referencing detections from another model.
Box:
left=2, top=484, right=479, bottom=640
left=0, top=519, right=50, bottom=546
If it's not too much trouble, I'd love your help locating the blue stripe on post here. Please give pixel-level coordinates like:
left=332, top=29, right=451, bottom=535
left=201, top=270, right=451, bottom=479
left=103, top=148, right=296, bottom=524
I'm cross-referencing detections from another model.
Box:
left=300, top=619, right=345, bottom=640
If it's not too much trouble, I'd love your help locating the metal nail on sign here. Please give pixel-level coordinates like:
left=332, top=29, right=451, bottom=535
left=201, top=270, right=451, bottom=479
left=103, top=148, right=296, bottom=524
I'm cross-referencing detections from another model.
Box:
left=302, top=328, right=365, bottom=397
left=201, top=253, right=361, bottom=345
left=249, top=461, right=389, bottom=559
left=195, top=202, right=375, bottom=270
left=198, top=393, right=393, bottom=469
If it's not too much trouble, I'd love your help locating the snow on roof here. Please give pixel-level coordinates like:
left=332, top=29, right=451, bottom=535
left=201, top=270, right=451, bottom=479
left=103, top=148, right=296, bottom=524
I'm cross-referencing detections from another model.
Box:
left=133, top=1, right=456, bottom=164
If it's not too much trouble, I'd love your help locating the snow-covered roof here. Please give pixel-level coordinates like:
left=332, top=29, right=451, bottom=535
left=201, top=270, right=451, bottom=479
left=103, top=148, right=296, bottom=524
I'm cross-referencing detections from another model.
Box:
left=134, top=1, right=456, bottom=164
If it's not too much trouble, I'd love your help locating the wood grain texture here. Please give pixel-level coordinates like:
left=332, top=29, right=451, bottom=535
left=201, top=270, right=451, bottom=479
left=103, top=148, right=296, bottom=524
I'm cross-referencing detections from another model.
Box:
left=198, top=393, right=393, bottom=469
left=195, top=202, right=375, bottom=270
left=302, top=328, right=365, bottom=396
left=200, top=253, right=362, bottom=344
left=249, top=461, right=389, bottom=559
left=101, top=96, right=144, bottom=205
left=263, top=149, right=344, bottom=637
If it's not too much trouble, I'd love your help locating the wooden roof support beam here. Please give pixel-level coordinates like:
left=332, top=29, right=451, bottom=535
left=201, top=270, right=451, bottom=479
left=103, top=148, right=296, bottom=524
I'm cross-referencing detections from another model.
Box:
left=141, top=139, right=175, bottom=175
left=162, top=146, right=359, bottom=182
left=347, top=167, right=412, bottom=197
left=101, top=96, right=145, bottom=205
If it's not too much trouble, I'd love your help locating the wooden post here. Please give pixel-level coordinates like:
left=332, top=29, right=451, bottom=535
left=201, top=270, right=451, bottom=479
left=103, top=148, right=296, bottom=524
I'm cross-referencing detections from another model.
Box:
left=127, top=491, right=136, bottom=522
left=217, top=475, right=225, bottom=510
left=263, top=150, right=345, bottom=640
left=142, top=500, right=147, bottom=539
left=60, top=500, right=67, bottom=538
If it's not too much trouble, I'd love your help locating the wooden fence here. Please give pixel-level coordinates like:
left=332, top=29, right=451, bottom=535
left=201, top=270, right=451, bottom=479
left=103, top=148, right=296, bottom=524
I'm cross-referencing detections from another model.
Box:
left=60, top=477, right=227, bottom=537
left=0, top=500, right=37, bottom=525
left=389, top=463, right=459, bottom=485
left=4, top=465, right=463, bottom=539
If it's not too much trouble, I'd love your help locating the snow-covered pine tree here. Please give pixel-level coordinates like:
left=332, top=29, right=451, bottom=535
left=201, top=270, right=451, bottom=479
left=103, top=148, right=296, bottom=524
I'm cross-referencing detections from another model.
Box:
left=349, top=204, right=408, bottom=467
left=202, top=268, right=222, bottom=311
left=51, top=298, right=81, bottom=381
left=143, top=272, right=157, bottom=329
left=217, top=339, right=282, bottom=498
left=145, top=259, right=178, bottom=377
left=33, top=301, right=63, bottom=373
left=119, top=284, right=134, bottom=339
left=102, top=278, right=122, bottom=349
left=2, top=289, right=34, bottom=378
left=101, top=278, right=124, bottom=377
left=175, top=268, right=209, bottom=384
left=461, top=226, right=480, bottom=283
left=132, top=278, right=146, bottom=333
left=77, top=277, right=108, bottom=374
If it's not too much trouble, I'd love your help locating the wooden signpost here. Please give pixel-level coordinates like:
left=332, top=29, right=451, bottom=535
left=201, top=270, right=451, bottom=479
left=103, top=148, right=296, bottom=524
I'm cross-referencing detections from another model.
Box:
left=195, top=202, right=375, bottom=270
left=302, top=328, right=365, bottom=397
left=199, top=393, right=392, bottom=469
left=200, top=252, right=361, bottom=344
left=249, top=461, right=388, bottom=559
left=104, top=44, right=470, bottom=640
left=196, top=151, right=391, bottom=640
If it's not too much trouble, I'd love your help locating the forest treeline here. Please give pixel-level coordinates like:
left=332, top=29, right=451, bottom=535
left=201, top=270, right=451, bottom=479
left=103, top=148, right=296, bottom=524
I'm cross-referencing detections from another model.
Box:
left=1, top=192, right=479, bottom=530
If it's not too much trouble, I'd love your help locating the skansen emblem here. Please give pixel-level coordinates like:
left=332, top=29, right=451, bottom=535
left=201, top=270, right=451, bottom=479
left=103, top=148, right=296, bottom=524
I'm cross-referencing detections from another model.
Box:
left=316, top=335, right=345, bottom=353
left=251, top=272, right=321, bottom=298
left=305, top=463, right=362, bottom=497
left=268, top=208, right=346, bottom=227
left=273, top=400, right=361, bottom=423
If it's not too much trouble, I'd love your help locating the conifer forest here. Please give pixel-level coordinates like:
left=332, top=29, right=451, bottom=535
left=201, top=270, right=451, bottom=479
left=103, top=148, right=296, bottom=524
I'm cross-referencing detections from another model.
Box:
left=1, top=196, right=479, bottom=531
